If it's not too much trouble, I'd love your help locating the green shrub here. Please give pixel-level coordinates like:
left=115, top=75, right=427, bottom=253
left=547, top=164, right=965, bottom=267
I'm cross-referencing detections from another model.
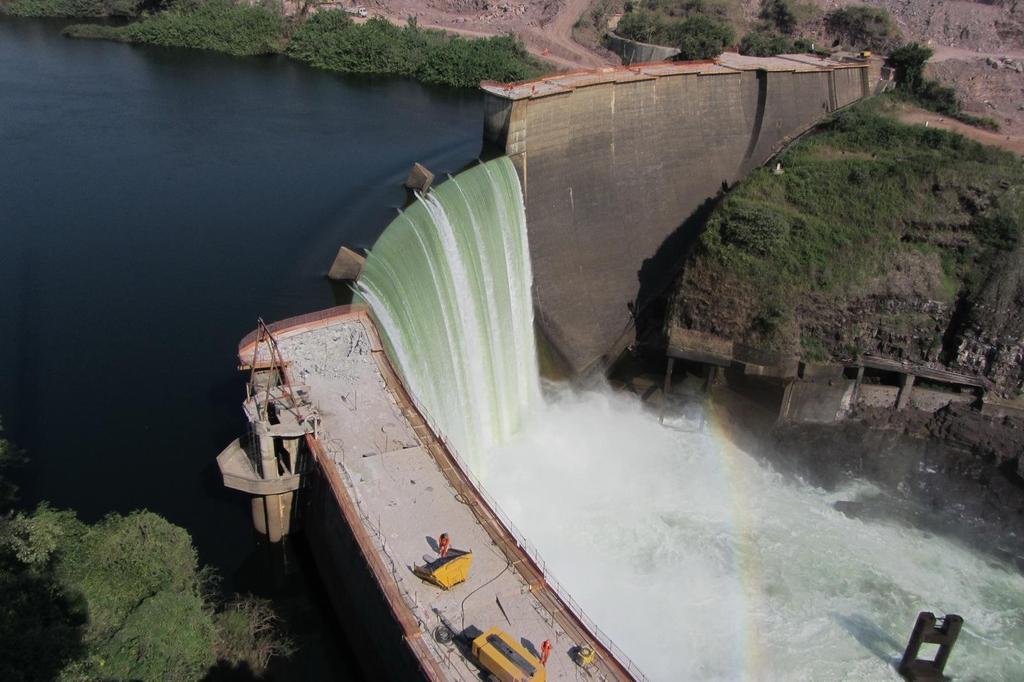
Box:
left=287, top=12, right=541, bottom=87
left=65, top=0, right=287, bottom=56
left=739, top=29, right=809, bottom=56
left=5, top=0, right=144, bottom=17
left=759, top=0, right=798, bottom=34
left=672, top=14, right=733, bottom=59
left=0, top=505, right=293, bottom=680
left=888, top=43, right=1001, bottom=131
left=616, top=0, right=735, bottom=55
left=66, top=6, right=541, bottom=87
left=825, top=5, right=898, bottom=51
left=888, top=42, right=931, bottom=90
left=418, top=34, right=540, bottom=87
left=616, top=8, right=667, bottom=43
left=0, top=440, right=291, bottom=682
left=716, top=201, right=791, bottom=255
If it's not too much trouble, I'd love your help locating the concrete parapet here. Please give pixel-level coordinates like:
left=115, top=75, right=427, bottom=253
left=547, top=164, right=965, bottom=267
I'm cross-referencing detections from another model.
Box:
left=605, top=32, right=680, bottom=65
left=799, top=361, right=845, bottom=381
left=780, top=379, right=856, bottom=423
left=667, top=327, right=733, bottom=366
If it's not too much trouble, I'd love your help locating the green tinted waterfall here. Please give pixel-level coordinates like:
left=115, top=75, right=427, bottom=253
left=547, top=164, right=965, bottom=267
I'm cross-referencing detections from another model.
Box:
left=357, top=157, right=539, bottom=466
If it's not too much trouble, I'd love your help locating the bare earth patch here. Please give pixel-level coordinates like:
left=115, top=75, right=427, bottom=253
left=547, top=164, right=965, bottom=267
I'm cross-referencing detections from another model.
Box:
left=896, top=104, right=1024, bottom=156
left=356, top=0, right=616, bottom=70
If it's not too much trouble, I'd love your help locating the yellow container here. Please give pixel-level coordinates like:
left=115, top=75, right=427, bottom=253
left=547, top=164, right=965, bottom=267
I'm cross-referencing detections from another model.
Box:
left=471, top=627, right=546, bottom=682
left=412, top=549, right=473, bottom=590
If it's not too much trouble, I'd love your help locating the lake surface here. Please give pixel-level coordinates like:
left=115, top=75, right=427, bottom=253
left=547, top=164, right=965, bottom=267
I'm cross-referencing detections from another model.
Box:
left=0, top=16, right=484, bottom=677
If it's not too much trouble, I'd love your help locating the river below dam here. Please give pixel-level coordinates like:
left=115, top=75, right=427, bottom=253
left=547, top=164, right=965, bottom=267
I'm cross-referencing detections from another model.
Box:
left=0, top=16, right=483, bottom=678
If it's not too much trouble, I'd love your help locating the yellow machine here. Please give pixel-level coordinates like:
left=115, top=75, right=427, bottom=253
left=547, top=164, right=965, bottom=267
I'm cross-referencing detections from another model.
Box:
left=573, top=644, right=596, bottom=667
left=471, top=627, right=546, bottom=682
left=412, top=549, right=473, bottom=590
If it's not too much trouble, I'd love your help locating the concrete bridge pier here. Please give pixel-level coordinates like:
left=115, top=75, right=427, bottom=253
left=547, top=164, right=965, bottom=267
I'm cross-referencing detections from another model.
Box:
left=217, top=367, right=313, bottom=543
left=251, top=492, right=295, bottom=543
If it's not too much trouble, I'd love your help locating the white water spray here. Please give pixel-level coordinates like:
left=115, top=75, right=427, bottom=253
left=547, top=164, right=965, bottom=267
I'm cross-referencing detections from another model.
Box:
left=359, top=158, right=1024, bottom=680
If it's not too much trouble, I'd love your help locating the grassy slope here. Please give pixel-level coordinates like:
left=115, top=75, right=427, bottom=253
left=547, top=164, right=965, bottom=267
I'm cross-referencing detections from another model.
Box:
left=669, top=97, right=1024, bottom=362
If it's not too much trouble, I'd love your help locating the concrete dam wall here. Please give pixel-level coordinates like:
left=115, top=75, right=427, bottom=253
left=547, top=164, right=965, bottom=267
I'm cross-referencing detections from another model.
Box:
left=482, top=53, right=876, bottom=374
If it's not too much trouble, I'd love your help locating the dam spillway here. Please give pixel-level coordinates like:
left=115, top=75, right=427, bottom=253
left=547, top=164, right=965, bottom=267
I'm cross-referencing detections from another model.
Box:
left=482, top=53, right=878, bottom=374
left=216, top=60, right=1024, bottom=680
left=350, top=142, right=1024, bottom=679
left=357, top=157, right=540, bottom=465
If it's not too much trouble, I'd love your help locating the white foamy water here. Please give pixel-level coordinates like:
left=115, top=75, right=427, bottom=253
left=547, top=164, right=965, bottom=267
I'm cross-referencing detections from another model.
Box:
left=359, top=157, right=1024, bottom=680
left=479, top=386, right=1024, bottom=681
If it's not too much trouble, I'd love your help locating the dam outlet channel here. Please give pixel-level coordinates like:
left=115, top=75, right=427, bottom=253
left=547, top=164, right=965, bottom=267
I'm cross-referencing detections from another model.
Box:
left=358, top=159, right=1024, bottom=681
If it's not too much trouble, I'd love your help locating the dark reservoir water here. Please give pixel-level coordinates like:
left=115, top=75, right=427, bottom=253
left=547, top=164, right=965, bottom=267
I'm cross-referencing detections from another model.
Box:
left=0, top=16, right=483, bottom=678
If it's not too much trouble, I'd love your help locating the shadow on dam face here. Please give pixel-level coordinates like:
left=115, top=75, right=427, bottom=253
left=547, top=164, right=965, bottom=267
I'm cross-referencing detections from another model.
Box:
left=480, top=56, right=877, bottom=376
left=634, top=194, right=723, bottom=347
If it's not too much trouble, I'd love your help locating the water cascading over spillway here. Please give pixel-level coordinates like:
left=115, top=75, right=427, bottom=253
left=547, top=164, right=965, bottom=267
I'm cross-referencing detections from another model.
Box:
left=358, top=156, right=1024, bottom=681
left=357, top=157, right=539, bottom=465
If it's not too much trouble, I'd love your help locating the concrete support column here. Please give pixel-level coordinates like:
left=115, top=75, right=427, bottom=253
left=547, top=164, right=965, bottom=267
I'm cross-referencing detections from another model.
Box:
left=283, top=438, right=299, bottom=475
left=777, top=381, right=796, bottom=425
left=896, top=373, right=916, bottom=411
left=704, top=365, right=720, bottom=393
left=251, top=497, right=268, bottom=536
left=265, top=492, right=293, bottom=543
left=256, top=423, right=278, bottom=479
left=659, top=357, right=675, bottom=424
left=251, top=492, right=294, bottom=543
left=852, top=365, right=865, bottom=405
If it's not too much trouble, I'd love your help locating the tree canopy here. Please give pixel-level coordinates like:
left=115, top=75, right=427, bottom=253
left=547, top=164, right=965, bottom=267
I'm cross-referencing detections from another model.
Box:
left=0, top=427, right=291, bottom=681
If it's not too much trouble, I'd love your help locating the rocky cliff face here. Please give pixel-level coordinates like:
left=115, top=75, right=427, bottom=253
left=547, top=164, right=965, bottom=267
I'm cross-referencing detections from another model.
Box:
left=665, top=101, right=1024, bottom=396
left=951, top=239, right=1024, bottom=389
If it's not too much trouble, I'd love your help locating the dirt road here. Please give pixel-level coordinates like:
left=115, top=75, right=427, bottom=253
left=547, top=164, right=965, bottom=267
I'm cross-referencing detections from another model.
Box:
left=520, top=0, right=610, bottom=69
left=897, top=107, right=1024, bottom=156
left=931, top=45, right=1024, bottom=63
left=362, top=0, right=614, bottom=73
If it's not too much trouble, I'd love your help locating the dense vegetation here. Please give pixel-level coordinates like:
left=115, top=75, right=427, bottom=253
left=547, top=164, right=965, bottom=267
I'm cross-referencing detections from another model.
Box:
left=0, top=426, right=291, bottom=681
left=58, top=0, right=542, bottom=87
left=4, top=0, right=144, bottom=18
left=615, top=5, right=734, bottom=59
left=736, top=0, right=817, bottom=56
left=824, top=5, right=898, bottom=52
left=889, top=42, right=999, bottom=131
left=671, top=99, right=1024, bottom=359
left=738, top=29, right=811, bottom=57
left=287, top=13, right=542, bottom=88
left=615, top=0, right=903, bottom=59
left=65, top=0, right=286, bottom=56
